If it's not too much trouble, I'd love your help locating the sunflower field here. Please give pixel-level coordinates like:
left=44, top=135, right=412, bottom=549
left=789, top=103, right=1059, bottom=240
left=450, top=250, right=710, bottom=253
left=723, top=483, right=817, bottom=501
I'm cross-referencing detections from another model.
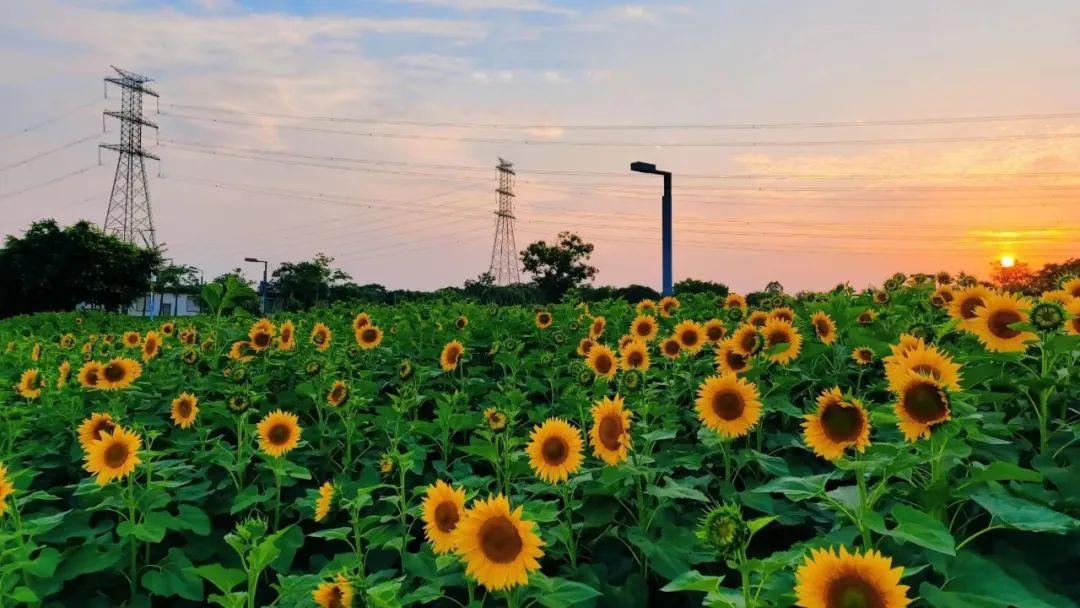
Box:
left=1, top=273, right=1079, bottom=608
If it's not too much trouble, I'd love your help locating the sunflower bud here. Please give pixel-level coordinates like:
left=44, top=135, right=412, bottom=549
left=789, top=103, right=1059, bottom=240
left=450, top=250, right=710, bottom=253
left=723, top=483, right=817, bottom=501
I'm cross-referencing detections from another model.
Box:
left=398, top=358, right=414, bottom=380
left=577, top=368, right=595, bottom=387
left=726, top=306, right=744, bottom=322
left=697, top=502, right=748, bottom=559
left=620, top=369, right=643, bottom=392
left=306, top=361, right=321, bottom=376
left=1031, top=301, right=1066, bottom=332
left=906, top=323, right=934, bottom=344
left=227, top=394, right=250, bottom=411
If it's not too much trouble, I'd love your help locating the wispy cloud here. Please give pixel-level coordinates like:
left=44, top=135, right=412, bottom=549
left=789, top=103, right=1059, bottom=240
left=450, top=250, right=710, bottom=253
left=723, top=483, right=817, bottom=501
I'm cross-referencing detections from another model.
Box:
left=395, top=0, right=577, bottom=17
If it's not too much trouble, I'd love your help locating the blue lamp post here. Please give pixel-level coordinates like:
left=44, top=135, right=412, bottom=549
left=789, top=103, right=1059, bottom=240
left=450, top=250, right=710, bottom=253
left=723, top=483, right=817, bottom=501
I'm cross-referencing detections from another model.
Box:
left=630, top=161, right=673, bottom=295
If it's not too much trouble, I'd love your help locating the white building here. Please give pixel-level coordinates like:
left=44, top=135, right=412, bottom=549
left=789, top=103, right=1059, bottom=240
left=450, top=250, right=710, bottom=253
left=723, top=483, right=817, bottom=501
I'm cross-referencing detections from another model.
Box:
left=127, top=292, right=201, bottom=317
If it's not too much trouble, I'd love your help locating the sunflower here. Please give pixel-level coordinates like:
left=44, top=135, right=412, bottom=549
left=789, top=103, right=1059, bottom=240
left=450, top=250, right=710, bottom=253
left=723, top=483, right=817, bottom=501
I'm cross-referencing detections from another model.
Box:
left=483, top=407, right=508, bottom=432
left=851, top=347, right=875, bottom=365
left=257, top=410, right=302, bottom=457
left=78, top=413, right=118, bottom=450
left=1066, top=298, right=1080, bottom=335
left=636, top=299, right=658, bottom=315
left=526, top=418, right=584, bottom=483
left=270, top=320, right=294, bottom=351
left=310, top=323, right=332, bottom=352
left=122, top=331, right=141, bottom=348
left=803, top=392, right=871, bottom=460
left=747, top=310, right=769, bottom=328
left=179, top=326, right=197, bottom=345
left=326, top=380, right=349, bottom=407
left=1062, top=277, right=1080, bottom=299
left=961, top=292, right=1037, bottom=352
left=576, top=337, right=595, bottom=357
left=30, top=343, right=40, bottom=361
left=534, top=310, right=553, bottom=329
left=1041, top=289, right=1073, bottom=307
left=98, top=357, right=142, bottom=391
left=948, top=286, right=993, bottom=321
left=794, top=546, right=911, bottom=608
left=84, top=427, right=142, bottom=485
left=703, top=319, right=727, bottom=343
left=77, top=361, right=105, bottom=389
left=816, top=386, right=846, bottom=409
left=893, top=373, right=951, bottom=441
left=888, top=333, right=925, bottom=359
left=658, top=295, right=680, bottom=317
left=440, top=340, right=465, bottom=371
left=247, top=319, right=275, bottom=352
left=60, top=333, right=76, bottom=348
left=314, top=481, right=334, bottom=522
left=856, top=309, right=877, bottom=325
left=422, top=480, right=467, bottom=554
left=159, top=321, right=176, bottom=337
left=620, top=339, right=650, bottom=371
left=170, top=392, right=199, bottom=428
left=355, top=326, right=383, bottom=350
left=589, top=395, right=632, bottom=465
left=618, top=334, right=635, bottom=350
left=873, top=290, right=890, bottom=304
left=57, top=361, right=71, bottom=389
left=695, top=374, right=762, bottom=438
left=453, top=494, right=544, bottom=591
left=141, top=330, right=162, bottom=361
left=660, top=337, right=682, bottom=359
left=629, top=315, right=659, bottom=341
left=455, top=315, right=469, bottom=330
left=811, top=311, right=837, bottom=345
left=352, top=312, right=372, bottom=332
left=589, top=316, right=606, bottom=339
left=884, top=344, right=962, bottom=392
left=769, top=306, right=795, bottom=323
left=0, top=464, right=13, bottom=517
left=312, top=574, right=353, bottom=608
left=715, top=339, right=752, bottom=375
left=17, top=368, right=43, bottom=400
left=932, top=286, right=954, bottom=307
left=586, top=344, right=617, bottom=379
left=379, top=452, right=395, bottom=475
left=730, top=324, right=762, bottom=357
left=673, top=320, right=707, bottom=353
left=229, top=340, right=255, bottom=363
left=761, top=318, right=802, bottom=364
left=724, top=293, right=747, bottom=311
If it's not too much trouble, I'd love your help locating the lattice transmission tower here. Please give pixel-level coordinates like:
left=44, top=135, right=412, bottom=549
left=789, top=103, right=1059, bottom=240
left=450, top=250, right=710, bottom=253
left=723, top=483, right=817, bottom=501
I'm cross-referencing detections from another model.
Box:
left=100, top=66, right=160, bottom=249
left=487, top=157, right=521, bottom=284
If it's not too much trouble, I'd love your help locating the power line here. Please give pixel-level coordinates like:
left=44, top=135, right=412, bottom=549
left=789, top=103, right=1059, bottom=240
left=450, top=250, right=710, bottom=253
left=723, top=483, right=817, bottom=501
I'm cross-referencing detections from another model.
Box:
left=161, top=111, right=1080, bottom=148
left=165, top=101, right=1080, bottom=131
left=0, top=164, right=102, bottom=202
left=0, top=99, right=100, bottom=142
left=0, top=133, right=100, bottom=173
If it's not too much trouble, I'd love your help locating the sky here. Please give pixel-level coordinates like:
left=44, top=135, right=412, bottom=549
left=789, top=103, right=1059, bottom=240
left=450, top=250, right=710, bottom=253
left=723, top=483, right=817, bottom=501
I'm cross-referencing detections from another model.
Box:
left=1, top=0, right=1078, bottom=293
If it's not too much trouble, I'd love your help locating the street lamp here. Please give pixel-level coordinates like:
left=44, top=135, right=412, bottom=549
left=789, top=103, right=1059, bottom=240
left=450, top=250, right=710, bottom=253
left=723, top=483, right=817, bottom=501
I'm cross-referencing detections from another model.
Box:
left=630, top=161, right=673, bottom=296
left=244, top=257, right=269, bottom=314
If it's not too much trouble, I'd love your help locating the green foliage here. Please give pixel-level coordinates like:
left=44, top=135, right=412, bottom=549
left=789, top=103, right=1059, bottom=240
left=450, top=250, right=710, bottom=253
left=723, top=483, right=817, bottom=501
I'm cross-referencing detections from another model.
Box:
left=520, top=231, right=599, bottom=300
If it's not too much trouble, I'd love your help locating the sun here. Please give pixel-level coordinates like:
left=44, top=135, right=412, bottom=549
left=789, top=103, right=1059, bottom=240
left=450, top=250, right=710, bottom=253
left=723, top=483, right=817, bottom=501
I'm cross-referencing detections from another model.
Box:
left=999, top=254, right=1015, bottom=268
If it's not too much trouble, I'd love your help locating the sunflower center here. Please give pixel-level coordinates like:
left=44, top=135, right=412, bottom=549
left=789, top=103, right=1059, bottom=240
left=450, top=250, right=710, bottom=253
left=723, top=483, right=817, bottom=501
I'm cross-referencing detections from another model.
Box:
left=1072, top=317, right=1080, bottom=333
left=681, top=330, right=699, bottom=346
left=103, top=363, right=125, bottom=382
left=539, top=314, right=551, bottom=325
left=362, top=328, right=378, bottom=342
left=103, top=442, right=130, bottom=468
left=176, top=399, right=193, bottom=418
left=626, top=351, right=643, bottom=367
left=314, top=332, right=326, bottom=344
left=766, top=330, right=789, bottom=348
left=814, top=319, right=830, bottom=336
left=541, top=436, right=569, bottom=465
left=268, top=423, right=292, bottom=445
left=281, top=328, right=292, bottom=342
left=726, top=350, right=747, bottom=370
left=987, top=309, right=1022, bottom=339
left=327, top=586, right=344, bottom=608
left=903, top=382, right=949, bottom=423
left=478, top=515, right=524, bottom=564
left=94, top=420, right=115, bottom=441
left=712, top=389, right=745, bottom=421
left=739, top=332, right=758, bottom=353
left=434, top=501, right=460, bottom=533
left=636, top=322, right=651, bottom=336
left=594, top=354, right=612, bottom=374
left=826, top=575, right=885, bottom=608
left=820, top=403, right=863, bottom=442
left=707, top=326, right=723, bottom=341
left=331, top=386, right=346, bottom=401
left=252, top=332, right=270, bottom=348
left=664, top=341, right=680, bottom=356
left=598, top=415, right=624, bottom=450
left=959, top=296, right=983, bottom=319
left=592, top=322, right=603, bottom=334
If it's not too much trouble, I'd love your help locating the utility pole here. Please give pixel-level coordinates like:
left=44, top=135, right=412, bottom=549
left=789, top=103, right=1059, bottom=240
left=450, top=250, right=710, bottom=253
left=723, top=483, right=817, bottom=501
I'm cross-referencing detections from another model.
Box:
left=100, top=66, right=160, bottom=249
left=630, top=161, right=673, bottom=295
left=245, top=257, right=269, bottom=314
left=487, top=158, right=521, bottom=285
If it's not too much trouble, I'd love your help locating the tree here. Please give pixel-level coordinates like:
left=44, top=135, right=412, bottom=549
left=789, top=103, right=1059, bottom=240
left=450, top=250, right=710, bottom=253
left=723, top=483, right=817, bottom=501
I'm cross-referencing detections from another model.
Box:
left=520, top=232, right=598, bottom=300
left=674, top=278, right=730, bottom=297
left=270, top=253, right=351, bottom=311
left=154, top=263, right=201, bottom=293
left=991, top=260, right=1034, bottom=293
left=201, top=269, right=259, bottom=315
left=1026, top=258, right=1080, bottom=294
left=0, top=219, right=161, bottom=317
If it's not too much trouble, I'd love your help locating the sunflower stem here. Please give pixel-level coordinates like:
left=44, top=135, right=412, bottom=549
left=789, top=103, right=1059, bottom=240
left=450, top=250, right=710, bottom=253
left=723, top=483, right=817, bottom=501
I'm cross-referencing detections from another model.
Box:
left=127, top=473, right=139, bottom=600
left=561, top=483, right=578, bottom=569
left=272, top=464, right=283, bottom=531
left=854, top=458, right=873, bottom=550
left=1037, top=344, right=1051, bottom=453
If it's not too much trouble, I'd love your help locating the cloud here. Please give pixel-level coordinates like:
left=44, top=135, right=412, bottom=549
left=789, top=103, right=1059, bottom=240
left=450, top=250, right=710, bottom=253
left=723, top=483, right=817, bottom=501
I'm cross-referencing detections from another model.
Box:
left=396, top=0, right=577, bottom=17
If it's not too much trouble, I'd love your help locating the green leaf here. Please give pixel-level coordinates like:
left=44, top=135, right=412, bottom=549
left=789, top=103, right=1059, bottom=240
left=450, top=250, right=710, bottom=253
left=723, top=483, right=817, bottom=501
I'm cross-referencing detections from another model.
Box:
left=661, top=569, right=725, bottom=593
left=645, top=476, right=708, bottom=502
left=24, top=546, right=61, bottom=578
left=531, top=574, right=603, bottom=607
left=174, top=504, right=212, bottom=536
left=188, top=564, right=245, bottom=595
left=969, top=489, right=1078, bottom=533
left=965, top=462, right=1043, bottom=486
left=920, top=550, right=1072, bottom=608
left=142, top=548, right=203, bottom=601
left=887, top=505, right=955, bottom=556
left=753, top=474, right=831, bottom=501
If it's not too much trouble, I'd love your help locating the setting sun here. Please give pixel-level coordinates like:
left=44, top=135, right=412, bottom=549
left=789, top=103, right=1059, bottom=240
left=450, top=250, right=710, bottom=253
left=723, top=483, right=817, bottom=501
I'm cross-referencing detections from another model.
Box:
left=999, top=255, right=1016, bottom=268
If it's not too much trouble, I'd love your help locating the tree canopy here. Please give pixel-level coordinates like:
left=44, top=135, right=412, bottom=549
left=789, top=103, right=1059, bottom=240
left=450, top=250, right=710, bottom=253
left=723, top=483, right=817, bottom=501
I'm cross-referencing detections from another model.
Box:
left=0, top=220, right=161, bottom=317
left=520, top=232, right=598, bottom=300
left=270, top=252, right=352, bottom=311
